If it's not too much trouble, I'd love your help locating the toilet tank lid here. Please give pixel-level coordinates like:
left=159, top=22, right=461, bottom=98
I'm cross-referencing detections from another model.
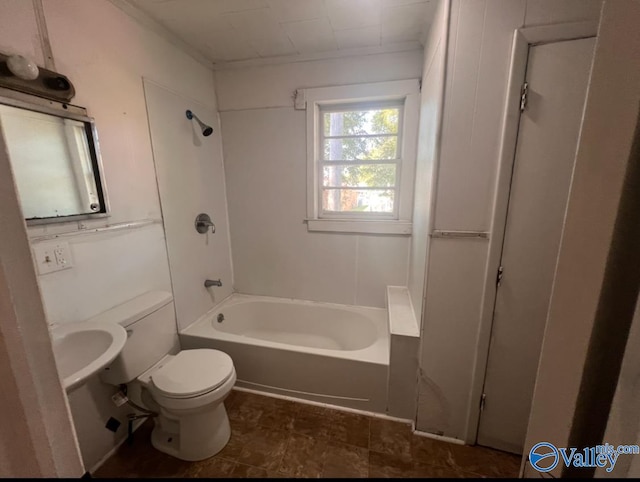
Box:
left=86, top=291, right=173, bottom=327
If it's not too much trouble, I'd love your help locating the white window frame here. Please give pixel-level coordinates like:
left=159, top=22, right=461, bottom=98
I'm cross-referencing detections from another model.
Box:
left=319, top=99, right=403, bottom=220
left=303, top=79, right=420, bottom=235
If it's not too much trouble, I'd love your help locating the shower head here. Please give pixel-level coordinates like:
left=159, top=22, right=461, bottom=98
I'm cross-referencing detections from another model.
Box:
left=186, top=109, right=213, bottom=137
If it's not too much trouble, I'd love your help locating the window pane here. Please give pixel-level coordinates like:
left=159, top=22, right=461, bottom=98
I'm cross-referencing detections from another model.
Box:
left=323, top=108, right=399, bottom=136
left=323, top=136, right=397, bottom=160
left=323, top=164, right=396, bottom=188
left=322, top=189, right=395, bottom=213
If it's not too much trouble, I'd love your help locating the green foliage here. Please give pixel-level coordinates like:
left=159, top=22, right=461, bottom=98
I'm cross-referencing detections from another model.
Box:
left=324, top=108, right=398, bottom=190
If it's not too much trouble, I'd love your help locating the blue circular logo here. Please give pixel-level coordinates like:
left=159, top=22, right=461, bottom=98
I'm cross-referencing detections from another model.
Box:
left=529, top=442, right=559, bottom=472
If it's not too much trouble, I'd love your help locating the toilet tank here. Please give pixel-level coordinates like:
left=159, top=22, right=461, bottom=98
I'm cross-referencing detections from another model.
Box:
left=94, top=291, right=180, bottom=385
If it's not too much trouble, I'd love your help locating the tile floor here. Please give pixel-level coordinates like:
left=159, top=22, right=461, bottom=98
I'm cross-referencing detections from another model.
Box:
left=94, top=389, right=521, bottom=478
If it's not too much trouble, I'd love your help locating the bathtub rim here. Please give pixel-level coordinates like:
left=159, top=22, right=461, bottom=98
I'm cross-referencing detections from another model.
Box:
left=180, top=292, right=389, bottom=366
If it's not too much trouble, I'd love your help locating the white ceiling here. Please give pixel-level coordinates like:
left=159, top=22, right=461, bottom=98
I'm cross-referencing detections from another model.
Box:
left=125, top=0, right=436, bottom=65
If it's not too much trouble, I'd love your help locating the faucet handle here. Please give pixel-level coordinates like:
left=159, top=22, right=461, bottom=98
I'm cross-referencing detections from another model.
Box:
left=195, top=213, right=216, bottom=234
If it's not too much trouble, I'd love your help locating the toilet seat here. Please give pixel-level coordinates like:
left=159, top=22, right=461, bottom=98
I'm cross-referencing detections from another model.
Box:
left=145, top=349, right=234, bottom=399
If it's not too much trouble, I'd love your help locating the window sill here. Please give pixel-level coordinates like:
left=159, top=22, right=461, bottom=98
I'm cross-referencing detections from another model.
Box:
left=306, top=219, right=412, bottom=235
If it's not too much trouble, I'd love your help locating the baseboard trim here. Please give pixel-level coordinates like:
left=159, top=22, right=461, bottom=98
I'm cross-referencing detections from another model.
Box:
left=413, top=429, right=466, bottom=445
left=232, top=386, right=415, bottom=427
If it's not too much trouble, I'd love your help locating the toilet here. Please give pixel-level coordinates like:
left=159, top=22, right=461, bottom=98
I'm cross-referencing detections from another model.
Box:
left=93, top=290, right=236, bottom=461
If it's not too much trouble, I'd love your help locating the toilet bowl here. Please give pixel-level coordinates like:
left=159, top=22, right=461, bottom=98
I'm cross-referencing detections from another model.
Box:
left=95, top=291, right=236, bottom=461
left=137, top=349, right=237, bottom=461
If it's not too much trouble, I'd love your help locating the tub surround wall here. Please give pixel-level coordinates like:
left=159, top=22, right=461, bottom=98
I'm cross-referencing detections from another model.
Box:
left=217, top=51, right=423, bottom=309
left=407, top=0, right=449, bottom=324
left=416, top=0, right=603, bottom=441
left=144, top=81, right=233, bottom=331
left=0, top=0, right=226, bottom=470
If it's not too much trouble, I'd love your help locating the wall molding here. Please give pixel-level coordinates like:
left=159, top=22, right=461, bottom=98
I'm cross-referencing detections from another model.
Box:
left=211, top=43, right=424, bottom=71
left=29, top=218, right=162, bottom=243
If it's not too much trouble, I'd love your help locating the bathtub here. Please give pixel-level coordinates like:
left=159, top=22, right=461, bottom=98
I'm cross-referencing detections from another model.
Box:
left=180, top=294, right=389, bottom=412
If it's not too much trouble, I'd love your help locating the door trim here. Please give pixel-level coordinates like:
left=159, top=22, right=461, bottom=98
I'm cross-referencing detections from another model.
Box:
left=464, top=21, right=598, bottom=446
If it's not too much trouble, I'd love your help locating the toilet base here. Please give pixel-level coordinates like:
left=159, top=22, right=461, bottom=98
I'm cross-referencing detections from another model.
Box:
left=150, top=402, right=231, bottom=461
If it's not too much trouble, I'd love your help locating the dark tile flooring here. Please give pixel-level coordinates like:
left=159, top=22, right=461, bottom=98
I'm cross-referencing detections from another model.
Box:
left=94, top=389, right=521, bottom=478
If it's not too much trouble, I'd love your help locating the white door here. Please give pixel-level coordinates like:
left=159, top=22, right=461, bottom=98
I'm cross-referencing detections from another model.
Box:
left=477, top=37, right=596, bottom=454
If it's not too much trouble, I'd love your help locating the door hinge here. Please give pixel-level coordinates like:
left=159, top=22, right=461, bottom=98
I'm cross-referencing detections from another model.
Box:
left=496, top=266, right=504, bottom=287
left=520, top=82, right=529, bottom=112
left=480, top=393, right=487, bottom=412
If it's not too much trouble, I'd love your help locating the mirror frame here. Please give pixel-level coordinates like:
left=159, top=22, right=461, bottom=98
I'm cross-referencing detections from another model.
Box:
left=0, top=87, right=109, bottom=225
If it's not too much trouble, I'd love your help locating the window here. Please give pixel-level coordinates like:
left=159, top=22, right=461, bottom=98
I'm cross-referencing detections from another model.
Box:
left=320, top=101, right=402, bottom=217
left=303, top=80, right=419, bottom=234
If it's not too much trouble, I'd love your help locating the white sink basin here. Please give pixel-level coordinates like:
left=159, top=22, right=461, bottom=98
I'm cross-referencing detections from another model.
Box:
left=51, top=321, right=127, bottom=392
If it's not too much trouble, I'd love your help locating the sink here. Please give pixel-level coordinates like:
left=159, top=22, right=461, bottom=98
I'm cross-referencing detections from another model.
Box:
left=51, top=321, right=127, bottom=392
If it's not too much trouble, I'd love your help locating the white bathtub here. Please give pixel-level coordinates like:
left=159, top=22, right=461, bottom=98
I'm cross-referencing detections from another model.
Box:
left=180, top=294, right=389, bottom=412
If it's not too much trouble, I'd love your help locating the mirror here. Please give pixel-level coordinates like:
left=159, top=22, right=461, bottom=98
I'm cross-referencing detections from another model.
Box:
left=0, top=95, right=107, bottom=224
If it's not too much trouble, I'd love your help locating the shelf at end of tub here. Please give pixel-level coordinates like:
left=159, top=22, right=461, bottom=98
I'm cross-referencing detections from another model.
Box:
left=386, top=286, right=420, bottom=338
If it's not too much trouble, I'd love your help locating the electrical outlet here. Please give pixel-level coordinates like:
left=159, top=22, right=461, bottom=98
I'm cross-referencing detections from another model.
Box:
left=54, top=246, right=67, bottom=267
left=32, top=241, right=73, bottom=275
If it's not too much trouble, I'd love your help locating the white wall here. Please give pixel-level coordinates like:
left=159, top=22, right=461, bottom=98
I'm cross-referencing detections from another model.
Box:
left=407, top=0, right=449, bottom=323
left=0, top=94, right=84, bottom=477
left=523, top=0, right=640, bottom=476
left=215, top=50, right=426, bottom=111
left=0, top=0, right=46, bottom=68
left=217, top=51, right=423, bottom=308
left=33, top=224, right=172, bottom=325
left=415, top=0, right=603, bottom=440
left=0, top=0, right=224, bottom=470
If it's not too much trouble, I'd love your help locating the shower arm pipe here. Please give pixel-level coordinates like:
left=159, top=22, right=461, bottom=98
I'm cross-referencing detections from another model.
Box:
left=186, top=109, right=213, bottom=136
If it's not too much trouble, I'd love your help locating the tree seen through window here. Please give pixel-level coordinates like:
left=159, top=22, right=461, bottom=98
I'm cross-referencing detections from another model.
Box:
left=321, top=105, right=400, bottom=214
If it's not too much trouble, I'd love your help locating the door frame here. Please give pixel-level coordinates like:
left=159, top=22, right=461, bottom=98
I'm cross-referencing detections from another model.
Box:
left=464, top=21, right=599, bottom=445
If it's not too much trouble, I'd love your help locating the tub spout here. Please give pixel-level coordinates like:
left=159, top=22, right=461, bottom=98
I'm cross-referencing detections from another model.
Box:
left=205, top=279, right=222, bottom=288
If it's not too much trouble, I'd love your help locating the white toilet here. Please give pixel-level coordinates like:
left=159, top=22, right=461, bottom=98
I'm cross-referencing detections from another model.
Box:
left=93, top=290, right=236, bottom=461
